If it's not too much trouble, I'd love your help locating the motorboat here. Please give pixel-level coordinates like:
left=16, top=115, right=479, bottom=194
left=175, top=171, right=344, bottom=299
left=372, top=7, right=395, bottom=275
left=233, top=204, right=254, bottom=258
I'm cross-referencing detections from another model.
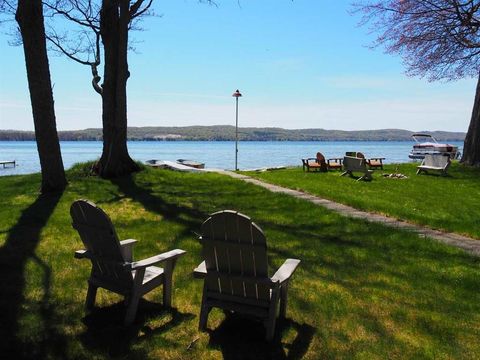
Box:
left=408, top=133, right=460, bottom=160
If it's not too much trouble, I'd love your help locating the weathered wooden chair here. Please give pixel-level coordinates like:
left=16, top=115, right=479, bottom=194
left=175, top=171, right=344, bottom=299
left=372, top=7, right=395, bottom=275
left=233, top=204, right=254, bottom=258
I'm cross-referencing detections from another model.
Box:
left=366, top=157, right=385, bottom=170
left=416, top=154, right=451, bottom=176
left=193, top=210, right=301, bottom=341
left=301, top=152, right=328, bottom=172
left=327, top=157, right=343, bottom=170
left=346, top=152, right=385, bottom=170
left=71, top=200, right=186, bottom=325
left=341, top=156, right=373, bottom=181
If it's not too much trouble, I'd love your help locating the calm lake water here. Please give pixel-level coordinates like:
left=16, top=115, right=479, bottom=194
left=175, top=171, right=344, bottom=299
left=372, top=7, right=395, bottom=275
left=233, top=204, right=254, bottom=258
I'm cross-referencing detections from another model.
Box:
left=0, top=140, right=464, bottom=176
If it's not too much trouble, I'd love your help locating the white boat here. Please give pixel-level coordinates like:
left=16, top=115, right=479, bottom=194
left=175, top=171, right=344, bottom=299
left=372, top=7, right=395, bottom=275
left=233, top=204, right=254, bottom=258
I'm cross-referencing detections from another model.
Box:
left=408, top=133, right=460, bottom=160
left=176, top=159, right=205, bottom=169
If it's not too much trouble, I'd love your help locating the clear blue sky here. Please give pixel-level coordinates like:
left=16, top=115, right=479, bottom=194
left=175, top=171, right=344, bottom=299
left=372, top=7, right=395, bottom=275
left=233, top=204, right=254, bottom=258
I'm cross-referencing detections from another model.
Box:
left=0, top=0, right=475, bottom=131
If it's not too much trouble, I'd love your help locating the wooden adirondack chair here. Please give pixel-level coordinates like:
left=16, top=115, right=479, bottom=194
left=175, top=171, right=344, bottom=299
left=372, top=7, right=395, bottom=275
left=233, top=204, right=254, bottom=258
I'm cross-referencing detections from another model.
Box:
left=301, top=152, right=328, bottom=172
left=193, top=210, right=301, bottom=341
left=346, top=152, right=385, bottom=170
left=341, top=156, right=373, bottom=181
left=327, top=157, right=343, bottom=170
left=416, top=154, right=451, bottom=176
left=71, top=200, right=186, bottom=325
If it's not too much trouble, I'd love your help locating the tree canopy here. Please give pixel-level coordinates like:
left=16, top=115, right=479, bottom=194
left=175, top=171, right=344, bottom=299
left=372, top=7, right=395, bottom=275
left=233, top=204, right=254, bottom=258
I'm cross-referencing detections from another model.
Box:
left=354, top=1, right=480, bottom=81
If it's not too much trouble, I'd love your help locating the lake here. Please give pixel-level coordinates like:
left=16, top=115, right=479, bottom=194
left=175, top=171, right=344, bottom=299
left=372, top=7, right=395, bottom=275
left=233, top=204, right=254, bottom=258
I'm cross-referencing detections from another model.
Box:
left=0, top=140, right=464, bottom=176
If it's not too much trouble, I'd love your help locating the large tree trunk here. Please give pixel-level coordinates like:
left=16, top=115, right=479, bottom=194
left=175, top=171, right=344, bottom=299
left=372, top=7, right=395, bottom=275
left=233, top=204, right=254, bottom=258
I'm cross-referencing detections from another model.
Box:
left=16, top=0, right=67, bottom=193
left=97, top=0, right=139, bottom=178
left=462, top=73, right=480, bottom=166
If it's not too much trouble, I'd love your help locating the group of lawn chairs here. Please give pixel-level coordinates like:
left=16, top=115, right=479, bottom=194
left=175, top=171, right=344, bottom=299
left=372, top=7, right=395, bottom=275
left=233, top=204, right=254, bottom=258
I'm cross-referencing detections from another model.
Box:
left=302, top=152, right=451, bottom=181
left=71, top=200, right=300, bottom=341
left=302, top=151, right=385, bottom=181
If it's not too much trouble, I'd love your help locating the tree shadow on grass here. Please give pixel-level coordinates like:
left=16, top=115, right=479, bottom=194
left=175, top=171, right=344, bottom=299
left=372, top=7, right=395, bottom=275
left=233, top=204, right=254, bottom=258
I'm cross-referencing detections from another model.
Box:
left=110, top=174, right=209, bottom=239
left=79, top=299, right=195, bottom=358
left=207, top=313, right=315, bottom=360
left=0, top=191, right=64, bottom=359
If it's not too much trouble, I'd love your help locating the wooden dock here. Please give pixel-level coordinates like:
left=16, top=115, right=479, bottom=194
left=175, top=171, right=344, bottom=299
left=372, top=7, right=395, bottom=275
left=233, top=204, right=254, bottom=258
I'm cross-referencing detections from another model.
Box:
left=0, top=160, right=15, bottom=168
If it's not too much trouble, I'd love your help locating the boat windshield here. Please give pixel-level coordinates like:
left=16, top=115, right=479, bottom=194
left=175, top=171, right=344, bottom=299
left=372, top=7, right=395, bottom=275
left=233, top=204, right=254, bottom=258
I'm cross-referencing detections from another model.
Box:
left=412, top=134, right=438, bottom=144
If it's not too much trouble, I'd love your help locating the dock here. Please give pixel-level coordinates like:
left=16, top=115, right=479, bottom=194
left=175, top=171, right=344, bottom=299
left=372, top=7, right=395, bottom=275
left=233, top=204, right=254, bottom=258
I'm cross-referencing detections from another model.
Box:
left=0, top=160, right=15, bottom=168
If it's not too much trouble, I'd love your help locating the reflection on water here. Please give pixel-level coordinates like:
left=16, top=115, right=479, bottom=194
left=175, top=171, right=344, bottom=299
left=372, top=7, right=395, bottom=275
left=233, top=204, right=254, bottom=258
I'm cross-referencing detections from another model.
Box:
left=0, top=140, right=464, bottom=175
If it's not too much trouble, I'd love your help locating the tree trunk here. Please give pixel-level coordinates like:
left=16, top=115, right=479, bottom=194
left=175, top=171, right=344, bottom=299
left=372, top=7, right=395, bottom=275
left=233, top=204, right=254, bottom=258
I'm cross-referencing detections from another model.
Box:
left=97, top=0, right=139, bottom=178
left=462, top=73, right=480, bottom=166
left=16, top=0, right=67, bottom=193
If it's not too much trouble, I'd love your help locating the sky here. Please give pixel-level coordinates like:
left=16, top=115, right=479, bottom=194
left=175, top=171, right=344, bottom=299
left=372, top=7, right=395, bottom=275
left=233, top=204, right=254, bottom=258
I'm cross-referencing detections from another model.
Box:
left=0, top=0, right=476, bottom=132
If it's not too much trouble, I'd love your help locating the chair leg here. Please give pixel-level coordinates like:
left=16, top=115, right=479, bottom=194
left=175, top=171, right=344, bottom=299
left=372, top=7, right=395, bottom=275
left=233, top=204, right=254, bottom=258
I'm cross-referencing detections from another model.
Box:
left=125, top=268, right=145, bottom=325
left=199, top=305, right=211, bottom=331
left=279, top=283, right=288, bottom=319
left=265, top=289, right=280, bottom=341
left=265, top=306, right=277, bottom=342
left=163, top=260, right=176, bottom=308
left=85, top=283, right=97, bottom=310
left=198, top=286, right=210, bottom=331
left=124, top=292, right=141, bottom=326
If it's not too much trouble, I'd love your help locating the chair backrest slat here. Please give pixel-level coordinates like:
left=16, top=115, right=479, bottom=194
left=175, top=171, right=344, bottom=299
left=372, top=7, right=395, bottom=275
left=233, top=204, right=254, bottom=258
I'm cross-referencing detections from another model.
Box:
left=343, top=156, right=367, bottom=172
left=424, top=154, right=449, bottom=168
left=201, top=211, right=270, bottom=301
left=316, top=152, right=326, bottom=164
left=71, top=200, right=133, bottom=288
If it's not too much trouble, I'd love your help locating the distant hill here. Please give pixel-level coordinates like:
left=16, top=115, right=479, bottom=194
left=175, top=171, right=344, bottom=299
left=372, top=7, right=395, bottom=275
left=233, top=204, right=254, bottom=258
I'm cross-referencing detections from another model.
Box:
left=0, top=126, right=466, bottom=142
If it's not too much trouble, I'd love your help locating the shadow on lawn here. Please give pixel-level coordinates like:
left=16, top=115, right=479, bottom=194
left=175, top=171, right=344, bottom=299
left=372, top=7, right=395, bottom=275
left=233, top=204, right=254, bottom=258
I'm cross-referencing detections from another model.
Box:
left=110, top=174, right=208, bottom=239
left=207, top=314, right=315, bottom=359
left=0, top=191, right=64, bottom=359
left=80, top=299, right=195, bottom=357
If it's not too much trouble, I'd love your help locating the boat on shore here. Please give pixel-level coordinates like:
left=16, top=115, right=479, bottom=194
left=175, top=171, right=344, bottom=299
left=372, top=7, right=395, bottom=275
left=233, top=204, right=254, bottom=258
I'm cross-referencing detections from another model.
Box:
left=408, top=134, right=461, bottom=160
left=176, top=159, right=205, bottom=169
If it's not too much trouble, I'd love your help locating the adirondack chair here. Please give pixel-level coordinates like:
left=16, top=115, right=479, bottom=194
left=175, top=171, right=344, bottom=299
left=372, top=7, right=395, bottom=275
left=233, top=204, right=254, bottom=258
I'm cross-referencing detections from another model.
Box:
left=345, top=152, right=384, bottom=169
left=193, top=210, right=301, bottom=341
left=341, top=156, right=373, bottom=181
left=327, top=157, right=343, bottom=171
left=71, top=200, right=186, bottom=325
left=416, top=154, right=451, bottom=176
left=301, top=152, right=328, bottom=172
left=366, top=157, right=385, bottom=170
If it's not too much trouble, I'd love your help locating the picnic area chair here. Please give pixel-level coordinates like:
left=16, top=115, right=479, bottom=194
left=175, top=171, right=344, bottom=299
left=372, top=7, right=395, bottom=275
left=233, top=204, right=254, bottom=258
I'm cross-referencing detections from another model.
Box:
left=193, top=210, right=301, bottom=341
left=327, top=157, right=343, bottom=171
left=301, top=152, right=328, bottom=172
left=71, top=200, right=186, bottom=325
left=366, top=157, right=385, bottom=170
left=341, top=156, right=373, bottom=181
left=346, top=152, right=385, bottom=170
left=416, top=154, right=451, bottom=176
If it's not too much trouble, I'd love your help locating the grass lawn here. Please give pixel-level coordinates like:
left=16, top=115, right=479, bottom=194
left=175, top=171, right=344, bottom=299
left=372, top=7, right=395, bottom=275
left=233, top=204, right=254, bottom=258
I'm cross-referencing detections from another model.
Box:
left=244, top=162, right=480, bottom=239
left=1, top=164, right=480, bottom=359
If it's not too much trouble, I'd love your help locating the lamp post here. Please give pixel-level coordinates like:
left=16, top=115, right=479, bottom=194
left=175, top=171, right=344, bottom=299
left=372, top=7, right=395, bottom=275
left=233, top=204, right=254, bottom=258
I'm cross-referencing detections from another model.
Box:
left=232, top=89, right=242, bottom=171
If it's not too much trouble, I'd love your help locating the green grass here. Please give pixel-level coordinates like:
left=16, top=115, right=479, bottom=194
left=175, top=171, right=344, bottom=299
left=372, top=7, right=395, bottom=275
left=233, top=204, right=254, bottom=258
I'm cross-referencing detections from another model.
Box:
left=244, top=162, right=480, bottom=239
left=1, top=163, right=480, bottom=359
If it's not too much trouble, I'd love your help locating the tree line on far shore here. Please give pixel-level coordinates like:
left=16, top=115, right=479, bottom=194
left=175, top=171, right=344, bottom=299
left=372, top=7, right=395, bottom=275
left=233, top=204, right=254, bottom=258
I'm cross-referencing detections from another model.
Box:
left=0, top=127, right=466, bottom=142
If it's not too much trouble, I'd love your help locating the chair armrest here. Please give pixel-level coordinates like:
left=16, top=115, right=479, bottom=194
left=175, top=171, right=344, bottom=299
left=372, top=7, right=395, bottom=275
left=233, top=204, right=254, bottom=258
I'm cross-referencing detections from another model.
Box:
left=193, top=261, right=207, bottom=279
left=129, top=249, right=186, bottom=270
left=120, top=239, right=138, bottom=247
left=74, top=249, right=90, bottom=259
left=271, top=258, right=301, bottom=285
left=119, top=239, right=137, bottom=262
